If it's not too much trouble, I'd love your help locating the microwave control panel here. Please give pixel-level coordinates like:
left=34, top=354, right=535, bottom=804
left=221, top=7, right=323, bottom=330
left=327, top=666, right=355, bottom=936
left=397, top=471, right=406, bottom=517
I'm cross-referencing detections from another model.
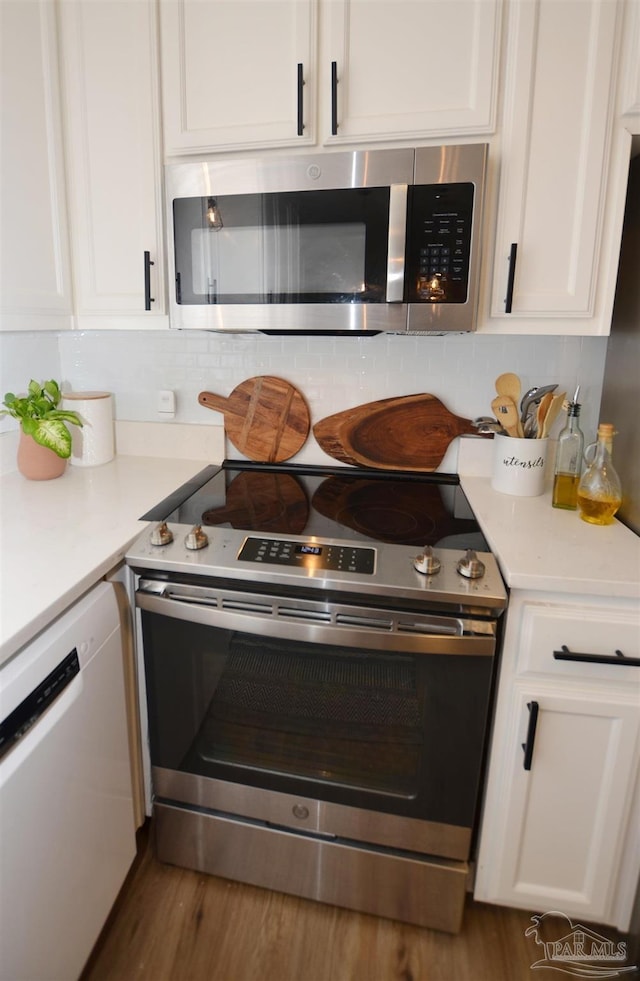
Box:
left=406, top=183, right=475, bottom=304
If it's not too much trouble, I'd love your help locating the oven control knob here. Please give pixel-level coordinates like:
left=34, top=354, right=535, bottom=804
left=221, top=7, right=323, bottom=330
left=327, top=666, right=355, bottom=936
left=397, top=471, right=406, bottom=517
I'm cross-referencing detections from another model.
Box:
left=413, top=546, right=441, bottom=575
left=185, top=524, right=209, bottom=550
left=457, top=549, right=485, bottom=579
left=150, top=522, right=173, bottom=546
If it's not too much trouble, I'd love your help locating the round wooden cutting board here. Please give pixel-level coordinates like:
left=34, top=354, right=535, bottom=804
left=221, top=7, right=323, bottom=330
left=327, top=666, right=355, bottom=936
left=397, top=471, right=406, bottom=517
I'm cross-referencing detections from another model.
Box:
left=198, top=376, right=311, bottom=463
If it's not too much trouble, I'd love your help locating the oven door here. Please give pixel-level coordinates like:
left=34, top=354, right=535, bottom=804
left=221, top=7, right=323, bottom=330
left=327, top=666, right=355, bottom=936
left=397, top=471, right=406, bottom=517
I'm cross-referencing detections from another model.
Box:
left=136, top=577, right=497, bottom=860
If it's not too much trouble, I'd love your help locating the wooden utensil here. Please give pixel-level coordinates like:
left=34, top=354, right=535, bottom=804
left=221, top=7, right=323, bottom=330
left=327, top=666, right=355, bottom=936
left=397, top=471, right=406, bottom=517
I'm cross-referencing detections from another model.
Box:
left=535, top=391, right=554, bottom=438
left=312, top=394, right=485, bottom=472
left=540, top=392, right=566, bottom=439
left=491, top=395, right=522, bottom=438
left=198, top=376, right=310, bottom=463
left=495, top=372, right=522, bottom=407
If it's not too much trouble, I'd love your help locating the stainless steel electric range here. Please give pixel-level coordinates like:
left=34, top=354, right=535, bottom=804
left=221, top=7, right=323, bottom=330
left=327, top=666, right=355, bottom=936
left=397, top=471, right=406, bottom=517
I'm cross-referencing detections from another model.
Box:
left=126, top=461, right=507, bottom=933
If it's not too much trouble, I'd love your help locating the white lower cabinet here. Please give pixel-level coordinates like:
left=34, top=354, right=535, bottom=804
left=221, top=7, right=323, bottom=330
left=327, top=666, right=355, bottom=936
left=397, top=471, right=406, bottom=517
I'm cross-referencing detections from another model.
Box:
left=475, top=593, right=640, bottom=930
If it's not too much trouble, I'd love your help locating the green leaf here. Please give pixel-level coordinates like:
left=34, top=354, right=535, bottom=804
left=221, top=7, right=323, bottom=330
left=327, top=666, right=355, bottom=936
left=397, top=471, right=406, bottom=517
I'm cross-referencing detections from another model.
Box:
left=31, top=420, right=72, bottom=458
left=43, top=380, right=60, bottom=403
left=21, top=417, right=37, bottom=436
left=28, top=379, right=42, bottom=398
left=48, top=409, right=83, bottom=427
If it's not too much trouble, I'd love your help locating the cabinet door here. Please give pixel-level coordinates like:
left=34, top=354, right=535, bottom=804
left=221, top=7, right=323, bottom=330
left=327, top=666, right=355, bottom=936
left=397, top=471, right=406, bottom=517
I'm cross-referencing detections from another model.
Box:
left=0, top=0, right=72, bottom=331
left=619, top=0, right=640, bottom=121
left=59, top=0, right=165, bottom=328
left=476, top=682, right=640, bottom=927
left=160, top=0, right=316, bottom=155
left=489, top=0, right=620, bottom=329
left=323, top=0, right=501, bottom=144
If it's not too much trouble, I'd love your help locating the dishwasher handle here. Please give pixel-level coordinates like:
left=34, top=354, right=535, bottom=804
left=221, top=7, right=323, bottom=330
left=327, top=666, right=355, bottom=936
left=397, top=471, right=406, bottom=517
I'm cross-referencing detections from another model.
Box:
left=0, top=649, right=80, bottom=762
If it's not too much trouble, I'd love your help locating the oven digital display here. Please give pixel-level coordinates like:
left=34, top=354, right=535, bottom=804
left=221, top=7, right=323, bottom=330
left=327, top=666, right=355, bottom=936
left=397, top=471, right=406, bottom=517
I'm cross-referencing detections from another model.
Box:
left=297, top=545, right=322, bottom=556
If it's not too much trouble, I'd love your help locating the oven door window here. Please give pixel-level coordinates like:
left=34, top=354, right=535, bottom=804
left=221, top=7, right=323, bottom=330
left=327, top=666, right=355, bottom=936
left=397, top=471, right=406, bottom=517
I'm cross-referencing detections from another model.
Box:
left=172, top=188, right=390, bottom=305
left=142, top=611, right=493, bottom=827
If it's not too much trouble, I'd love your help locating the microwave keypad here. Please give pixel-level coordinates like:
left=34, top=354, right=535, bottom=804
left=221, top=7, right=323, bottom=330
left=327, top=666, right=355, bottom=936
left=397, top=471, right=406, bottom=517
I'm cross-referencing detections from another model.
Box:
left=407, top=183, right=474, bottom=304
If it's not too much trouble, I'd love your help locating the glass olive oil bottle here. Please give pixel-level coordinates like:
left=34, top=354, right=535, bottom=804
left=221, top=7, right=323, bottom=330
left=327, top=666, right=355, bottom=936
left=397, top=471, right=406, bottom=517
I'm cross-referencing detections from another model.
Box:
left=577, top=423, right=622, bottom=525
left=552, top=389, right=584, bottom=510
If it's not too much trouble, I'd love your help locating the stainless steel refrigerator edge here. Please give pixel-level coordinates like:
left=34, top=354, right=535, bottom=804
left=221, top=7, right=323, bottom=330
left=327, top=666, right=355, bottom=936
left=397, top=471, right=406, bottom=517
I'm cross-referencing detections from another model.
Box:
left=599, top=149, right=640, bottom=535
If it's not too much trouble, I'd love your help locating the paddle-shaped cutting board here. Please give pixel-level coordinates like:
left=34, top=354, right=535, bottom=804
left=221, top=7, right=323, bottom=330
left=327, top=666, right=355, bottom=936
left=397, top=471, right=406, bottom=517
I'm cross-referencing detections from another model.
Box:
left=313, top=394, right=481, bottom=471
left=198, top=376, right=311, bottom=463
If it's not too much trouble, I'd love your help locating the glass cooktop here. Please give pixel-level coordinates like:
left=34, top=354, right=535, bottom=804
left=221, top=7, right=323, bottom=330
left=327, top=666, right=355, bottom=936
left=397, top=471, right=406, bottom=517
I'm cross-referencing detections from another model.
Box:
left=142, top=461, right=488, bottom=552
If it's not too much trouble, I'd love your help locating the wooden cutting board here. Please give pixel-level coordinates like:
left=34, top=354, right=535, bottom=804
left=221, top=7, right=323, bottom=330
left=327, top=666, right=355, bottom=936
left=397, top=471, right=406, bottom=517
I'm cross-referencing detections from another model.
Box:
left=198, top=376, right=311, bottom=463
left=313, top=394, right=480, bottom=471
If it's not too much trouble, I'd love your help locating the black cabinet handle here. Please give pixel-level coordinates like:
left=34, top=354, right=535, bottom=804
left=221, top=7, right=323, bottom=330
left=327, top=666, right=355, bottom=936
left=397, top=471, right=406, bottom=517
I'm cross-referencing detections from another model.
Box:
left=331, top=61, right=338, bottom=135
left=554, top=645, right=640, bottom=667
left=144, top=251, right=155, bottom=311
left=505, top=242, right=517, bottom=313
left=297, top=63, right=304, bottom=136
left=521, top=700, right=539, bottom=771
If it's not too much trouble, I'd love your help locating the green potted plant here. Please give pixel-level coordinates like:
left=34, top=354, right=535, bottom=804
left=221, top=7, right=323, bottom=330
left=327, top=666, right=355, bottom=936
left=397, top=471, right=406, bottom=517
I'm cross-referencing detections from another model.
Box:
left=1, top=379, right=83, bottom=479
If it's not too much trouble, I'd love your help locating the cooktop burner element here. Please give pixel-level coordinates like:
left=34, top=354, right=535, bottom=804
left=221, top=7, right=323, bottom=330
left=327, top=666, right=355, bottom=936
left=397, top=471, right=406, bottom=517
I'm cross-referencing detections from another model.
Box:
left=144, top=461, right=486, bottom=551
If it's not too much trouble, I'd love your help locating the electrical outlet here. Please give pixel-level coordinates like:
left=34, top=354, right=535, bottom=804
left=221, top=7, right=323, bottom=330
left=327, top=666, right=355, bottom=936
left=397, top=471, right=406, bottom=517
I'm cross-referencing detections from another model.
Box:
left=157, top=390, right=176, bottom=415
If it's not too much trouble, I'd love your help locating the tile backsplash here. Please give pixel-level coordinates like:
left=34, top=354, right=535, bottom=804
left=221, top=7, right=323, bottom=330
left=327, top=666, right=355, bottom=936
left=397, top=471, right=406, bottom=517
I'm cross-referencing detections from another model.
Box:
left=1, top=329, right=608, bottom=470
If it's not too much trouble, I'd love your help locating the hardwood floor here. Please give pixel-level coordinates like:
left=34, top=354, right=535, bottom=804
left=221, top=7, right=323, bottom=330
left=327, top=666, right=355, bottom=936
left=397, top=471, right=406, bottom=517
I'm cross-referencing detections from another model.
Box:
left=82, top=824, right=543, bottom=981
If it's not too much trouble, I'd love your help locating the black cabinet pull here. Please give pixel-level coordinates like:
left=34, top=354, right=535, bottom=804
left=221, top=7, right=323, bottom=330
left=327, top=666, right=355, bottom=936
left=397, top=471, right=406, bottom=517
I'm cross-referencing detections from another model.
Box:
left=144, top=251, right=155, bottom=311
left=553, top=645, right=640, bottom=667
left=505, top=242, right=517, bottom=313
left=522, top=700, right=539, bottom=771
left=331, top=61, right=338, bottom=135
left=297, top=63, right=304, bottom=136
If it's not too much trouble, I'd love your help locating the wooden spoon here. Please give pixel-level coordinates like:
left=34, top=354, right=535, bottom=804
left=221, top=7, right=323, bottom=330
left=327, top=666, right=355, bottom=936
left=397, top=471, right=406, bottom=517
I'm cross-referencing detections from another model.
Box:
left=491, top=395, right=522, bottom=438
left=540, top=392, right=566, bottom=439
left=495, top=372, right=522, bottom=407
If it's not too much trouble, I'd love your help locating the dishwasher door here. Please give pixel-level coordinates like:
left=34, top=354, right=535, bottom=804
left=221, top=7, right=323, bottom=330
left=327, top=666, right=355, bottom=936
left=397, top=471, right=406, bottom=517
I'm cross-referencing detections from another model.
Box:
left=0, top=581, right=136, bottom=981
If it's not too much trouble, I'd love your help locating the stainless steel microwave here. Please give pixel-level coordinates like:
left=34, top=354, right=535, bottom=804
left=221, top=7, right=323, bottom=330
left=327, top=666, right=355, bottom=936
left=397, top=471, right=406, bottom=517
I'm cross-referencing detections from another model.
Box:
left=165, top=144, right=488, bottom=334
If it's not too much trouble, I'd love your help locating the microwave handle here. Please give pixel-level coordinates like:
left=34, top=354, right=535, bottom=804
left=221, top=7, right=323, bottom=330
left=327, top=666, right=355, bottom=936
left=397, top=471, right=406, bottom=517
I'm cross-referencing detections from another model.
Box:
left=387, top=185, right=408, bottom=303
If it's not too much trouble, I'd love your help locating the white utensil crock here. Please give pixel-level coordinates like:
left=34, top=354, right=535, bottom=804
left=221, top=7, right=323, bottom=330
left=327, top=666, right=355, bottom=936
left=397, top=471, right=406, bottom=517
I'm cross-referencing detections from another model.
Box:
left=491, top=433, right=548, bottom=497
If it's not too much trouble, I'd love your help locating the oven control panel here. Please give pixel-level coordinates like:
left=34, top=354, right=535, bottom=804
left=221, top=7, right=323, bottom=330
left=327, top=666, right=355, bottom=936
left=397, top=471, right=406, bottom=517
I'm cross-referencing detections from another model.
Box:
left=238, top=537, right=376, bottom=575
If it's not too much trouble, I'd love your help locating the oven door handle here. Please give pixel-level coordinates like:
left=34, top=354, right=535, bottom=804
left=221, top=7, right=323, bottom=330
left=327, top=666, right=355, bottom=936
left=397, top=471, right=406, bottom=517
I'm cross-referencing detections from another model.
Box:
left=135, top=584, right=496, bottom=656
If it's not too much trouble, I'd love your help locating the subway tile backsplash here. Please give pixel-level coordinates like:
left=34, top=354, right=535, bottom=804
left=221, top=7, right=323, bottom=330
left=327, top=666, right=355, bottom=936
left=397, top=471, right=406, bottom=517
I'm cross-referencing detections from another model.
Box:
left=1, top=329, right=608, bottom=469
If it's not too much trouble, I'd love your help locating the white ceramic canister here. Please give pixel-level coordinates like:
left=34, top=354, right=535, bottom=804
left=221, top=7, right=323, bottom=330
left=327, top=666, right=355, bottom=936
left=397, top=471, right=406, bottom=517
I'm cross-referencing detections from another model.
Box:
left=61, top=391, right=115, bottom=467
left=491, top=433, right=549, bottom=497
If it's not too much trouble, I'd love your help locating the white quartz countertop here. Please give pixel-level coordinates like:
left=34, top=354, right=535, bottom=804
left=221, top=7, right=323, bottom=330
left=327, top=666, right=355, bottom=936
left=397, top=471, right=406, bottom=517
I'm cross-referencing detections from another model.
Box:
left=461, top=475, right=640, bottom=600
left=0, top=455, right=211, bottom=666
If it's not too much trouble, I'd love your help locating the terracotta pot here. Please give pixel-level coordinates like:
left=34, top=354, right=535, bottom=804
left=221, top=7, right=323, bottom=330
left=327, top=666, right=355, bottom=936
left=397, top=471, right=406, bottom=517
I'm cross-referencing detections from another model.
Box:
left=17, top=430, right=67, bottom=480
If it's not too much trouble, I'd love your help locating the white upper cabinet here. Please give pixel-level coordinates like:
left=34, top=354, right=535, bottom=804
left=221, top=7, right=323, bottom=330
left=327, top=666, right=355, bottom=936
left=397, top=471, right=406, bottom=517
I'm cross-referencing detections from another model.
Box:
left=619, top=0, right=640, bottom=122
left=160, top=0, right=318, bottom=154
left=485, top=0, right=623, bottom=334
left=323, top=0, right=501, bottom=144
left=159, top=0, right=502, bottom=156
left=58, top=0, right=166, bottom=328
left=0, top=0, right=72, bottom=331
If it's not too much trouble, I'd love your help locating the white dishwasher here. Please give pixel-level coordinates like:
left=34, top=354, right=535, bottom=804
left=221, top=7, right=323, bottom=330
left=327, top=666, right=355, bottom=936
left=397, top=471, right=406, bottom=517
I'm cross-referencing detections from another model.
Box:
left=0, top=581, right=136, bottom=981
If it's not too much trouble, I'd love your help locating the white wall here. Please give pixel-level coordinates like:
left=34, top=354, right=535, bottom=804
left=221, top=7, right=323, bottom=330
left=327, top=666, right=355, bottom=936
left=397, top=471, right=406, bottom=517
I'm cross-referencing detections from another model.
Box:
left=1, top=329, right=608, bottom=469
